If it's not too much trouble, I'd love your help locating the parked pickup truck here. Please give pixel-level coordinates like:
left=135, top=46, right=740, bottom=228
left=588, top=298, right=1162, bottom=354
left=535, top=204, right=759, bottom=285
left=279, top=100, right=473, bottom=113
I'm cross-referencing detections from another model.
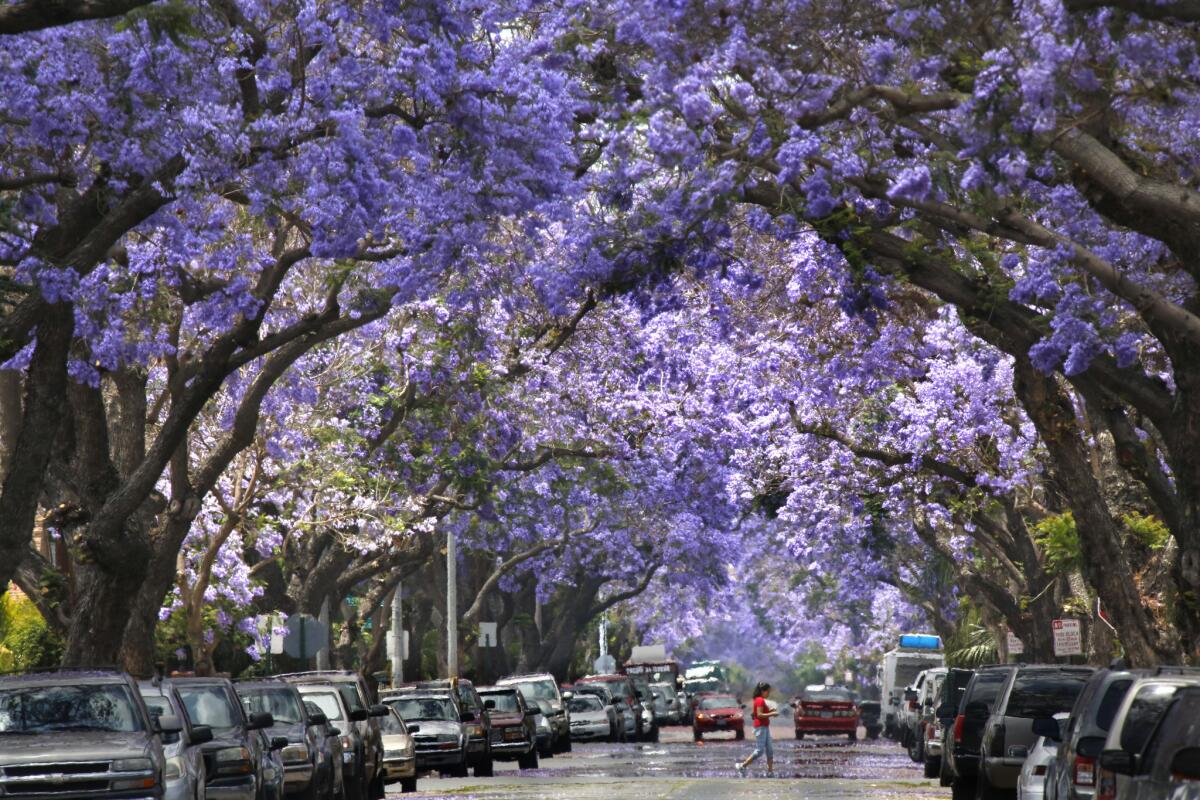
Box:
left=0, top=668, right=177, bottom=800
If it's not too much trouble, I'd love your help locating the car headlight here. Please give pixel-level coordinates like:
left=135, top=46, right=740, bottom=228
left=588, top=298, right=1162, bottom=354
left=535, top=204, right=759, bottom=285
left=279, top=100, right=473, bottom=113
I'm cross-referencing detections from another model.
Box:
left=112, top=758, right=155, bottom=773
left=385, top=739, right=415, bottom=759
left=215, top=747, right=253, bottom=775
left=111, top=757, right=157, bottom=790
left=341, top=735, right=354, bottom=752
left=468, top=723, right=484, bottom=737
left=281, top=743, right=309, bottom=763
left=163, top=756, right=185, bottom=781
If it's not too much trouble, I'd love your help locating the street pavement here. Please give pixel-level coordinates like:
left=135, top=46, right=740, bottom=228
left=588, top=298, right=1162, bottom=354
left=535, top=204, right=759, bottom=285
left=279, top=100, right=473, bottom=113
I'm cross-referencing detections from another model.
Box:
left=392, top=719, right=949, bottom=799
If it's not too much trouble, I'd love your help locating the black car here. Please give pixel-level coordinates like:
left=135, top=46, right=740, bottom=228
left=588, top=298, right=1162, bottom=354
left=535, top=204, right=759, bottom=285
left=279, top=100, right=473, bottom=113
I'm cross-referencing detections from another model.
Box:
left=279, top=672, right=389, bottom=800
left=943, top=665, right=1015, bottom=800
left=931, top=668, right=974, bottom=783
left=236, top=679, right=336, bottom=800
left=859, top=700, right=883, bottom=740
left=0, top=669, right=178, bottom=800
left=173, top=677, right=285, bottom=800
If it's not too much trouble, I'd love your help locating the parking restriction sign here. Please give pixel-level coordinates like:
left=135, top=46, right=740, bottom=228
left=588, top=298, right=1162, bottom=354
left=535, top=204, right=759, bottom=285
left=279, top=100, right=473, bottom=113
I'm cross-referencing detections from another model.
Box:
left=1052, top=619, right=1083, bottom=657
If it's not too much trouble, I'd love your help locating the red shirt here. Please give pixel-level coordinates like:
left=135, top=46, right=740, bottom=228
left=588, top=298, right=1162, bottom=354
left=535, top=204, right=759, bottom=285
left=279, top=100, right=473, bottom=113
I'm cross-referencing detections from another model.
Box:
left=753, top=696, right=769, bottom=727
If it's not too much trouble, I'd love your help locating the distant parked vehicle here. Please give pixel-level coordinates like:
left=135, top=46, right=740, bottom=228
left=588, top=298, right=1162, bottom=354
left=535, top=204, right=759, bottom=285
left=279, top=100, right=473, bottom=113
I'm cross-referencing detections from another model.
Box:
left=1047, top=666, right=1138, bottom=800
left=1101, top=685, right=1200, bottom=800
left=944, top=665, right=1016, bottom=800
left=235, top=679, right=334, bottom=800
left=299, top=697, right=345, bottom=798
left=139, top=679, right=214, bottom=800
left=498, top=673, right=571, bottom=753
left=908, top=668, right=947, bottom=763
left=380, top=690, right=469, bottom=777
left=476, top=686, right=539, bottom=770
left=377, top=708, right=416, bottom=794
left=1018, top=714, right=1068, bottom=800
left=567, top=693, right=611, bottom=741
left=859, top=700, right=883, bottom=740
left=572, top=681, right=627, bottom=741
left=577, top=674, right=647, bottom=742
left=650, top=681, right=684, bottom=725
left=793, top=686, right=859, bottom=741
left=385, top=680, right=493, bottom=777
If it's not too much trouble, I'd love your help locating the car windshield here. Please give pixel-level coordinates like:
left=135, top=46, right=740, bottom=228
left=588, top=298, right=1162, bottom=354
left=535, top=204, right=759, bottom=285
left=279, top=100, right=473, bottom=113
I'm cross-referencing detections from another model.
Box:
left=0, top=684, right=144, bottom=734
left=699, top=696, right=738, bottom=710
left=379, top=709, right=407, bottom=735
left=1006, top=672, right=1090, bottom=719
left=141, top=694, right=172, bottom=719
left=456, top=687, right=478, bottom=711
left=481, top=692, right=520, bottom=713
left=512, top=680, right=559, bottom=703
left=336, top=684, right=365, bottom=713
left=178, top=685, right=241, bottom=731
left=803, top=688, right=853, bottom=702
left=240, top=688, right=303, bottom=725
left=568, top=695, right=604, bottom=713
left=302, top=692, right=345, bottom=722
left=388, top=697, right=457, bottom=722
left=1120, top=684, right=1181, bottom=753
left=966, top=670, right=1011, bottom=711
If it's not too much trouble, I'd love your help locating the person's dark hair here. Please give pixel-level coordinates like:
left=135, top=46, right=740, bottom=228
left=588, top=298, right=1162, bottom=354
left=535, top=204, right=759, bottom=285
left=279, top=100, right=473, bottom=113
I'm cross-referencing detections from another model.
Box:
left=753, top=681, right=770, bottom=698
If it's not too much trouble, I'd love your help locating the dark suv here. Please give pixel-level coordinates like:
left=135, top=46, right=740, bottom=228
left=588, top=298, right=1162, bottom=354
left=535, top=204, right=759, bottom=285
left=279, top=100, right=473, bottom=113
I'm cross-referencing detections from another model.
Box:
left=944, top=665, right=1015, bottom=800
left=0, top=669, right=176, bottom=800
left=977, top=665, right=1095, bottom=799
left=278, top=672, right=388, bottom=800
left=235, top=679, right=334, bottom=800
left=1049, top=667, right=1138, bottom=800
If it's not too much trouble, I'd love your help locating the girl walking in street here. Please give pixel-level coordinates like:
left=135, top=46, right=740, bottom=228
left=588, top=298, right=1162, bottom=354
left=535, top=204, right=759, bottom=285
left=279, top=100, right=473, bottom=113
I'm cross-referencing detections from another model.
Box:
left=736, top=681, right=778, bottom=776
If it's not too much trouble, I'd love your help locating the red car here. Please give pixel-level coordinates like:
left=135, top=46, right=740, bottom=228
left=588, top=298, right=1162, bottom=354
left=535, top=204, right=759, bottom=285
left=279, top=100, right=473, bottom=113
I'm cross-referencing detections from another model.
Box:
left=691, top=693, right=745, bottom=741
left=792, top=686, right=859, bottom=740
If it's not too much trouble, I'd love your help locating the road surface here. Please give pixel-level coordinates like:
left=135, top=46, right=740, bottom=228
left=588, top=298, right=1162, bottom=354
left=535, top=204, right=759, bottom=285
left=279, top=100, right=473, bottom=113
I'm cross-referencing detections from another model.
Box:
left=391, top=720, right=948, bottom=799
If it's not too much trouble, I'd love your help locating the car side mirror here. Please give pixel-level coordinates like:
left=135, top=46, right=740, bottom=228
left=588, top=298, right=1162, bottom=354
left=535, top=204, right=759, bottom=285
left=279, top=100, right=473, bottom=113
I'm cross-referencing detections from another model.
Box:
left=247, top=711, right=274, bottom=730
left=308, top=712, right=328, bottom=727
left=1008, top=745, right=1029, bottom=759
left=271, top=736, right=289, bottom=751
left=462, top=711, right=476, bottom=722
left=484, top=699, right=496, bottom=709
left=369, top=704, right=390, bottom=718
left=329, top=727, right=342, bottom=736
left=405, top=723, right=421, bottom=734
left=1170, top=747, right=1200, bottom=781
left=904, top=689, right=919, bottom=702
left=349, top=708, right=369, bottom=722
left=1099, top=749, right=1137, bottom=776
left=156, top=714, right=183, bottom=735
left=525, top=708, right=539, bottom=717
left=190, top=725, right=214, bottom=745
left=1032, top=717, right=1061, bottom=741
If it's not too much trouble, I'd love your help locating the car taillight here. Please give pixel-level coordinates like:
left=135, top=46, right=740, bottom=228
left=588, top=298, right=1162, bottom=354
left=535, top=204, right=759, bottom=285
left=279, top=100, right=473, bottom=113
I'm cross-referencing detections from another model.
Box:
left=953, top=714, right=965, bottom=744
left=1096, top=767, right=1115, bottom=800
left=1074, top=755, right=1095, bottom=786
left=908, top=700, right=918, bottom=710
left=1034, top=765, right=1047, bottom=776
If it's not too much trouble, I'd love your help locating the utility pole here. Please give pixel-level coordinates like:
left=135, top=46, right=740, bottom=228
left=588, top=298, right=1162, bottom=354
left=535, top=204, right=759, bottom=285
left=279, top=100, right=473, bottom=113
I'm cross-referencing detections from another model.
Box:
left=316, top=596, right=331, bottom=670
left=447, top=530, right=457, bottom=677
left=391, top=583, right=404, bottom=685
left=599, top=615, right=608, bottom=659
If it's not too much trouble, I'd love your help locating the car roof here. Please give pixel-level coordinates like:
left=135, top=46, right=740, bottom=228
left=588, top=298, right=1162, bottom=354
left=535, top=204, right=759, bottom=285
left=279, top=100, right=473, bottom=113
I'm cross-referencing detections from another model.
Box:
left=277, top=670, right=361, bottom=680
left=382, top=691, right=455, bottom=701
left=475, top=686, right=515, bottom=693
left=0, top=669, right=133, bottom=686
left=498, top=673, right=555, bottom=682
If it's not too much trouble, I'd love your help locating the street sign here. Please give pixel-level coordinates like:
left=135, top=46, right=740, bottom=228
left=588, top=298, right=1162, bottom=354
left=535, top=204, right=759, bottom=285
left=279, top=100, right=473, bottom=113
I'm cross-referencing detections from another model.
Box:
left=386, top=630, right=410, bottom=660
left=282, top=614, right=329, bottom=660
left=593, top=654, right=616, bottom=675
left=1052, top=619, right=1083, bottom=657
left=1006, top=631, right=1025, bottom=655
left=824, top=675, right=834, bottom=686
left=843, top=670, right=853, bottom=684
left=479, top=622, right=498, bottom=648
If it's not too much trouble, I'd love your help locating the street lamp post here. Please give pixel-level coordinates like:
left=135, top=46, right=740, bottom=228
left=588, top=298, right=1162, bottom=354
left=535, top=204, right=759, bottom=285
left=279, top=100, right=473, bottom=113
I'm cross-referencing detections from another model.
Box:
left=447, top=530, right=457, bottom=677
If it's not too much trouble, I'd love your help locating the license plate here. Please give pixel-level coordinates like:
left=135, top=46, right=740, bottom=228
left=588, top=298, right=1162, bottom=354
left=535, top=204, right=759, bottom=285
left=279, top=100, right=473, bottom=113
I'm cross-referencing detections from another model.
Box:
left=717, top=721, right=727, bottom=728
left=505, top=729, right=523, bottom=740
left=820, top=711, right=832, bottom=718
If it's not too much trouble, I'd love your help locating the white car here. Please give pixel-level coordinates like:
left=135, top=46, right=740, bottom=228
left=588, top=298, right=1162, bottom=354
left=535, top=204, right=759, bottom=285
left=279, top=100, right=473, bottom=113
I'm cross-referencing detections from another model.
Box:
left=1018, top=713, right=1069, bottom=800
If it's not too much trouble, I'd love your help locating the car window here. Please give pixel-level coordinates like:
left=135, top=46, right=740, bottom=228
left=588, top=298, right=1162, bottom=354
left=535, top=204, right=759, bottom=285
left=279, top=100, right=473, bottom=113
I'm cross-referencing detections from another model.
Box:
left=512, top=680, right=559, bottom=703
left=304, top=692, right=346, bottom=721
left=802, top=688, right=853, bottom=702
left=380, top=709, right=408, bottom=735
left=337, top=684, right=365, bottom=713
left=1120, top=684, right=1180, bottom=754
left=480, top=692, right=521, bottom=713
left=1094, top=679, right=1132, bottom=732
left=0, top=684, right=144, bottom=733
left=568, top=695, right=604, bottom=713
left=177, top=686, right=241, bottom=731
left=387, top=697, right=457, bottom=722
left=964, top=671, right=1010, bottom=713
left=240, top=688, right=304, bottom=725
left=1006, top=672, right=1090, bottom=719
left=699, top=696, right=738, bottom=710
left=456, top=687, right=479, bottom=711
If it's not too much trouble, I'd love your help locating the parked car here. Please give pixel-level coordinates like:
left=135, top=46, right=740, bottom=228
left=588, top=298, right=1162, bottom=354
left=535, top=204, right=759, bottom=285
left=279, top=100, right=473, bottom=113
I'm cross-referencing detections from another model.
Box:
left=574, top=681, right=630, bottom=740
left=1018, top=713, right=1069, bottom=800
left=377, top=708, right=416, bottom=794
left=859, top=700, right=883, bottom=740
left=236, top=679, right=334, bottom=800
left=1048, top=667, right=1139, bottom=800
left=900, top=669, right=942, bottom=754
left=929, top=668, right=974, bottom=782
left=386, top=681, right=493, bottom=777
left=567, top=693, right=612, bottom=741
left=476, top=686, right=539, bottom=770
left=1100, top=685, right=1200, bottom=800
left=577, top=673, right=646, bottom=741
left=651, top=681, right=684, bottom=725
left=909, top=668, right=947, bottom=763
left=173, top=677, right=283, bottom=800
left=944, top=665, right=1016, bottom=800
left=254, top=730, right=286, bottom=800
left=691, top=693, right=745, bottom=741
left=279, top=673, right=387, bottom=800
left=380, top=690, right=468, bottom=777
left=1095, top=669, right=1200, bottom=800
left=498, top=673, right=571, bottom=753
left=140, top=679, right=214, bottom=800
left=299, top=696, right=345, bottom=798
left=792, top=685, right=859, bottom=741
left=976, top=665, right=1095, bottom=799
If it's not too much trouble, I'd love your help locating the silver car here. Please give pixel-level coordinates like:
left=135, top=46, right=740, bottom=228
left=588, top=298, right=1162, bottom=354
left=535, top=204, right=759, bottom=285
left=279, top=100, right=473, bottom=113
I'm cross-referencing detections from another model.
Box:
left=139, top=680, right=214, bottom=800
left=567, top=694, right=610, bottom=741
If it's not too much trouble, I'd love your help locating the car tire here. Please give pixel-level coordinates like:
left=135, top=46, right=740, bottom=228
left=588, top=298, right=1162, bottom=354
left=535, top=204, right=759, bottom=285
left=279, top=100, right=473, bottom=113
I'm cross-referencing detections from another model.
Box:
left=849, top=730, right=857, bottom=742
left=924, top=757, right=940, bottom=779
left=975, top=770, right=1003, bottom=800
left=647, top=726, right=660, bottom=743
left=951, top=777, right=975, bottom=800
left=369, top=774, right=385, bottom=800
left=344, top=776, right=364, bottom=800
left=562, top=736, right=572, bottom=753
left=518, top=749, right=538, bottom=770
left=474, top=757, right=494, bottom=778
left=735, top=729, right=744, bottom=741
left=693, top=729, right=702, bottom=742
left=453, top=757, right=469, bottom=778
left=399, top=778, right=416, bottom=794
left=795, top=731, right=804, bottom=740
left=940, top=757, right=953, bottom=788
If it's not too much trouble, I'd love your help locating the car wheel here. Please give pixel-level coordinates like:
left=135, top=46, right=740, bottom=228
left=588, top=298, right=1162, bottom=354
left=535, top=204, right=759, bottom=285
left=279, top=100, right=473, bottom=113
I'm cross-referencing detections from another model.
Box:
left=474, top=756, right=494, bottom=778
left=849, top=730, right=858, bottom=742
left=562, top=736, right=572, bottom=753
left=648, top=726, right=660, bottom=743
left=344, top=776, right=364, bottom=800
left=399, top=777, right=416, bottom=794
left=693, top=728, right=702, bottom=742
left=369, top=774, right=385, bottom=800
left=975, top=770, right=1003, bottom=800
left=518, top=748, right=538, bottom=770
left=951, top=777, right=975, bottom=800
left=453, top=757, right=469, bottom=778
left=924, top=757, right=940, bottom=779
left=735, top=729, right=744, bottom=741
left=795, top=731, right=804, bottom=740
left=940, top=757, right=953, bottom=788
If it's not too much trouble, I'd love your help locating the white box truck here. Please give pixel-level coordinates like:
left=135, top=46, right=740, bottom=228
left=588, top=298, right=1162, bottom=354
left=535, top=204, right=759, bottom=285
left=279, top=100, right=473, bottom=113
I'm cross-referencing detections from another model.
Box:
left=881, top=634, right=944, bottom=739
